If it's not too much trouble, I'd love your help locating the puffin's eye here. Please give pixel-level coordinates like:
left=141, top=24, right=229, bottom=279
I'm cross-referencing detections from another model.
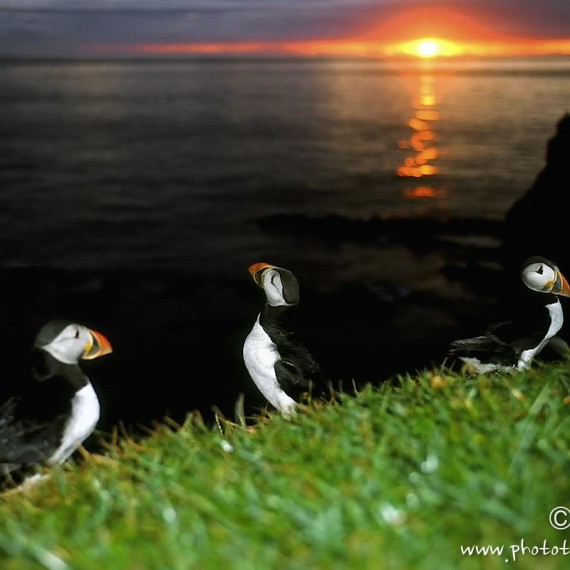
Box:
left=537, top=265, right=544, bottom=275
left=74, top=329, right=80, bottom=339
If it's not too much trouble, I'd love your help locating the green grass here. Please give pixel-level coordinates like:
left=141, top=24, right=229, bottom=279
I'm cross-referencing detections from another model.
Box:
left=2, top=363, right=570, bottom=569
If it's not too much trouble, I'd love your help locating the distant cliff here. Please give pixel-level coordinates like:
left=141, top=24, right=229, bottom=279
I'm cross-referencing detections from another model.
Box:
left=504, top=113, right=570, bottom=275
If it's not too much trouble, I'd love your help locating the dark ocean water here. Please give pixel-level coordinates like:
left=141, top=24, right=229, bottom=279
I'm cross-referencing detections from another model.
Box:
left=1, top=57, right=570, bottom=433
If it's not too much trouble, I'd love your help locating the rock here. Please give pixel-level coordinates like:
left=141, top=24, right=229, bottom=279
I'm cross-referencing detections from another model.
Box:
left=504, top=114, right=570, bottom=275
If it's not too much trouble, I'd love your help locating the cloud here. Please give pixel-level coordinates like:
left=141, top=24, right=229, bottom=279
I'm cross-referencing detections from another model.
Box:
left=0, top=1, right=569, bottom=57
left=0, top=1, right=377, bottom=56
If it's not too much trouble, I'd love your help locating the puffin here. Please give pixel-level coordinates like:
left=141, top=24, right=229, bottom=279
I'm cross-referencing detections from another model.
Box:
left=449, top=256, right=570, bottom=373
left=243, top=262, right=321, bottom=416
left=0, top=320, right=112, bottom=490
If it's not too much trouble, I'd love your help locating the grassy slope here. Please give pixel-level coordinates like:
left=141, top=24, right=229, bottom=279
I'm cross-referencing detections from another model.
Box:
left=1, top=364, right=570, bottom=570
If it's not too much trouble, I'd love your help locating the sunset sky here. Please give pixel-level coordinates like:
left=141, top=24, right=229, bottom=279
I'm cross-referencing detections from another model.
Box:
left=1, top=0, right=570, bottom=59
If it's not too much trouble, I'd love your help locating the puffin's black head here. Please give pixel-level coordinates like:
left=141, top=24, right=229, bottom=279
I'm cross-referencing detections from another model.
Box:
left=34, top=320, right=113, bottom=365
left=521, top=256, right=570, bottom=297
left=248, top=263, right=300, bottom=307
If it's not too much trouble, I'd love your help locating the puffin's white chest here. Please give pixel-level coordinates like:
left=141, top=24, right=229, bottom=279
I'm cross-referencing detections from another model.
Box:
left=243, top=318, right=280, bottom=377
left=517, top=300, right=564, bottom=370
left=243, top=317, right=297, bottom=415
left=48, top=382, right=100, bottom=465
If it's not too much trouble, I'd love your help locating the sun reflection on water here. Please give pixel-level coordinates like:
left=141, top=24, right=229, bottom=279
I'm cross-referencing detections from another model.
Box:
left=397, top=69, right=447, bottom=204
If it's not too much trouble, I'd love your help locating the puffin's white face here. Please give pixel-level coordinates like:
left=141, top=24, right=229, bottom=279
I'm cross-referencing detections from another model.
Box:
left=38, top=323, right=112, bottom=365
left=248, top=263, right=300, bottom=307
left=521, top=257, right=570, bottom=297
left=521, top=260, right=558, bottom=293
left=260, top=268, right=293, bottom=307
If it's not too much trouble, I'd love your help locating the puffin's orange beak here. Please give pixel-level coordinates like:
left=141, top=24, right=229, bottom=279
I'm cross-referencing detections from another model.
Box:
left=82, top=329, right=113, bottom=360
left=248, top=262, right=275, bottom=286
left=552, top=268, right=570, bottom=297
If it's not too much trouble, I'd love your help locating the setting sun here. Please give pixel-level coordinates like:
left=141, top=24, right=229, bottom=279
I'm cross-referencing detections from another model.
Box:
left=417, top=39, right=440, bottom=58
left=396, top=37, right=464, bottom=59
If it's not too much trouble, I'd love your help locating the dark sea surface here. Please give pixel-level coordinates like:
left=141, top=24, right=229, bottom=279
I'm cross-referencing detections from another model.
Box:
left=1, top=57, right=570, bottom=434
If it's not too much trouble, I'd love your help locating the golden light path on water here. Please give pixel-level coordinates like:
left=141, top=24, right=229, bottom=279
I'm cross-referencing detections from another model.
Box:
left=397, top=62, right=446, bottom=204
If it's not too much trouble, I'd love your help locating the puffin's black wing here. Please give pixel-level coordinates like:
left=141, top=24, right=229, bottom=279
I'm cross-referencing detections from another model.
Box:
left=0, top=352, right=79, bottom=469
left=260, top=304, right=322, bottom=390
left=0, top=396, right=68, bottom=467
left=275, top=360, right=311, bottom=389
left=450, top=289, right=556, bottom=364
left=274, top=341, right=322, bottom=390
left=449, top=325, right=520, bottom=366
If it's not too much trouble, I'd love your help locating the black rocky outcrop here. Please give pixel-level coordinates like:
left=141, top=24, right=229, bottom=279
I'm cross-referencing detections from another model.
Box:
left=504, top=113, right=570, bottom=275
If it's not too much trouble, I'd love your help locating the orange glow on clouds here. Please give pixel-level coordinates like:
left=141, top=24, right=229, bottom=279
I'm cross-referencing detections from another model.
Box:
left=133, top=42, right=279, bottom=55
left=127, top=36, right=570, bottom=59
left=126, top=37, right=570, bottom=59
left=122, top=6, right=570, bottom=59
